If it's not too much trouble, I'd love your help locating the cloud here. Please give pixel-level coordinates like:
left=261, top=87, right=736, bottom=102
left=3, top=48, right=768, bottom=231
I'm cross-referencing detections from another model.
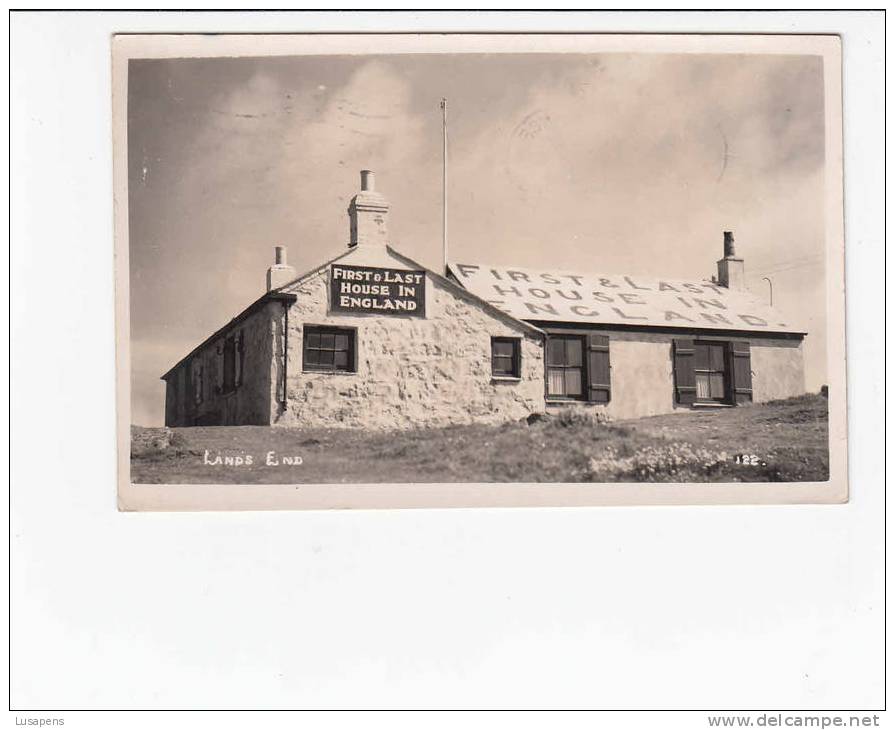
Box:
left=128, top=53, right=829, bottom=424
left=445, top=54, right=824, bottom=271
left=180, top=60, right=427, bottom=273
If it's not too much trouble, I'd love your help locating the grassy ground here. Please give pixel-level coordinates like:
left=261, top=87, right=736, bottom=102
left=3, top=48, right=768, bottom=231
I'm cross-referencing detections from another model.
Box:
left=131, top=394, right=829, bottom=484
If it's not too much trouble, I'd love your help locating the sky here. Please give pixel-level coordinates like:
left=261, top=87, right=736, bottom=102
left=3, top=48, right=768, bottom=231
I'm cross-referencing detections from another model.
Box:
left=128, top=52, right=827, bottom=427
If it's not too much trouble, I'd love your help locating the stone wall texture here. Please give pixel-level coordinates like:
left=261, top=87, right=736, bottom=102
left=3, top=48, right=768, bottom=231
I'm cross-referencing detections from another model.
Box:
left=163, top=245, right=806, bottom=429
left=276, top=258, right=546, bottom=430
left=164, top=304, right=274, bottom=427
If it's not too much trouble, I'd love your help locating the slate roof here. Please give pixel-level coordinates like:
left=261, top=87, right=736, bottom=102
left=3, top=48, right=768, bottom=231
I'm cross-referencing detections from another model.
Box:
left=161, top=246, right=544, bottom=379
left=447, top=262, right=806, bottom=336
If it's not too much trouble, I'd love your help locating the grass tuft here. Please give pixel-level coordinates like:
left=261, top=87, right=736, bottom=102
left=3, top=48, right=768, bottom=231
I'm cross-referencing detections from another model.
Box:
left=131, top=394, right=829, bottom=484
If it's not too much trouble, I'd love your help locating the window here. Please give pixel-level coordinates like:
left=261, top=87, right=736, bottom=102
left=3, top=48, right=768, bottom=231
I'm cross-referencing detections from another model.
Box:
left=491, top=337, right=521, bottom=378
left=675, top=339, right=751, bottom=407
left=222, top=336, right=237, bottom=392
left=220, top=332, right=244, bottom=393
left=693, top=341, right=728, bottom=402
left=303, top=326, right=356, bottom=373
left=546, top=335, right=585, bottom=399
left=192, top=363, right=204, bottom=405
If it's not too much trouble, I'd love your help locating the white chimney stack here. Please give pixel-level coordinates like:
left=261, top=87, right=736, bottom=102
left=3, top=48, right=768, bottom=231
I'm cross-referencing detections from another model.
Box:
left=717, top=230, right=745, bottom=291
left=348, top=169, right=389, bottom=248
left=266, top=245, right=296, bottom=291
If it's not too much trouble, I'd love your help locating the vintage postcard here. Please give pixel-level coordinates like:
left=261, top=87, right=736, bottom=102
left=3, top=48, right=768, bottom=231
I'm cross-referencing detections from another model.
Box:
left=114, top=33, right=847, bottom=510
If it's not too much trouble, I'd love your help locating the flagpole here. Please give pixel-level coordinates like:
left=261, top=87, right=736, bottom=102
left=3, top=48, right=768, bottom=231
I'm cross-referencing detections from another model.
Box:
left=440, top=98, right=448, bottom=275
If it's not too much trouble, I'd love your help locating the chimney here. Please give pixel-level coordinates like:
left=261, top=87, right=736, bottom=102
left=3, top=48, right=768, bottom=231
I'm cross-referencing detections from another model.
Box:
left=348, top=169, right=389, bottom=248
left=716, top=230, right=745, bottom=291
left=266, top=245, right=296, bottom=291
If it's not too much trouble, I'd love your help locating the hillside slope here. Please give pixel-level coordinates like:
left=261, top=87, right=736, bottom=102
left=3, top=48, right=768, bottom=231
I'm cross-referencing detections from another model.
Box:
left=131, top=394, right=829, bottom=484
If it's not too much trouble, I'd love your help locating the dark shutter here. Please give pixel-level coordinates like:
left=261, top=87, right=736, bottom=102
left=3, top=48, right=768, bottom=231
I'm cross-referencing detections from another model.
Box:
left=236, top=331, right=245, bottom=386
left=730, top=340, right=753, bottom=404
left=673, top=339, right=697, bottom=405
left=587, top=334, right=611, bottom=404
left=222, top=338, right=235, bottom=392
left=215, top=342, right=224, bottom=394
left=186, top=362, right=194, bottom=416
left=195, top=364, right=204, bottom=405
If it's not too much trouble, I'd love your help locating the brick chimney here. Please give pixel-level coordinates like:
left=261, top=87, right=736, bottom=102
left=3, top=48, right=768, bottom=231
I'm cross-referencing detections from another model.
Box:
left=266, top=245, right=296, bottom=291
left=348, top=170, right=389, bottom=248
left=717, top=231, right=745, bottom=291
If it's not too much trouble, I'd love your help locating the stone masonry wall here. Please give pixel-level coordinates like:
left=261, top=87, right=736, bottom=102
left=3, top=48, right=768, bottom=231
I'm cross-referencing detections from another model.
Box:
left=164, top=304, right=274, bottom=427
left=163, top=245, right=804, bottom=428
left=275, top=268, right=545, bottom=430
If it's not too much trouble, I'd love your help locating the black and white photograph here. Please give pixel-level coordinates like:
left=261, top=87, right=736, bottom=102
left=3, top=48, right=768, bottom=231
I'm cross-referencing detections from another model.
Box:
left=11, top=12, right=883, bottom=719
left=115, top=33, right=847, bottom=508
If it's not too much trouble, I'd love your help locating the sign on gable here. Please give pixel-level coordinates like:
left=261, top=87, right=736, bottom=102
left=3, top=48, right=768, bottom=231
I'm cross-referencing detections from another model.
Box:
left=330, top=264, right=426, bottom=318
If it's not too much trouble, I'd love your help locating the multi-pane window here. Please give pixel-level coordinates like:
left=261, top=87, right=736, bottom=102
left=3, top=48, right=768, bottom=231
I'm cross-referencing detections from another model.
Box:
left=303, top=326, right=356, bottom=373
left=694, top=341, right=728, bottom=402
left=546, top=335, right=585, bottom=399
left=491, top=337, right=521, bottom=378
left=674, top=338, right=750, bottom=407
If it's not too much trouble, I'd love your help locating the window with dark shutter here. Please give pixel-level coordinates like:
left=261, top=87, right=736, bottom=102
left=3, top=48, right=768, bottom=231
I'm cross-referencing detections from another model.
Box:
left=215, top=342, right=224, bottom=394
left=694, top=341, right=728, bottom=402
left=674, top=339, right=752, bottom=406
left=546, top=335, right=586, bottom=400
left=730, top=341, right=753, bottom=404
left=222, top=336, right=237, bottom=393
left=303, top=326, right=356, bottom=373
left=193, top=363, right=204, bottom=405
left=235, top=331, right=245, bottom=387
left=587, top=334, right=611, bottom=403
left=491, top=337, right=521, bottom=378
left=673, top=338, right=697, bottom=405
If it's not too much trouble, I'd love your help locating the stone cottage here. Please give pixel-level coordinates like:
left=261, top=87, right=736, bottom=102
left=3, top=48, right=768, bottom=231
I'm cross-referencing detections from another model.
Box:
left=161, top=171, right=546, bottom=429
left=447, top=229, right=807, bottom=421
left=161, top=171, right=807, bottom=428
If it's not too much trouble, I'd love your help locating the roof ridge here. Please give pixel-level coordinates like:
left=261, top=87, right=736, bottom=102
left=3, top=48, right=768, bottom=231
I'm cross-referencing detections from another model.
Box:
left=446, top=261, right=805, bottom=335
left=386, top=246, right=545, bottom=337
left=272, top=247, right=358, bottom=293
